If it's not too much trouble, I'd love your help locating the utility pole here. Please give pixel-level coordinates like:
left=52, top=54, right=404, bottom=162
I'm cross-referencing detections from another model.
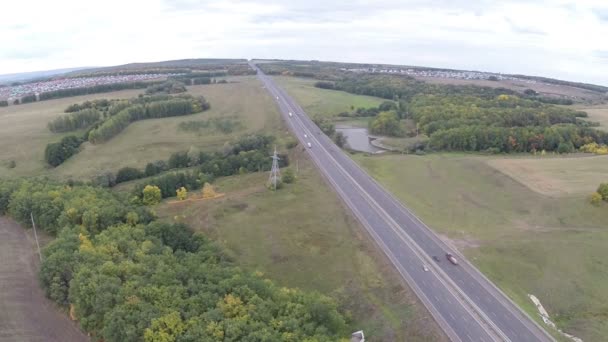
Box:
left=268, top=146, right=281, bottom=191
left=30, top=212, right=42, bottom=261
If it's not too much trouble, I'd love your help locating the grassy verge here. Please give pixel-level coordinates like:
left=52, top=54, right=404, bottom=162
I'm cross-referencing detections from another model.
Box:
left=152, top=148, right=445, bottom=341
left=352, top=153, right=608, bottom=341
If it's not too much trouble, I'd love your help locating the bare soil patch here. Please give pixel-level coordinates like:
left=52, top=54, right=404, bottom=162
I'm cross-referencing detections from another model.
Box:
left=0, top=216, right=88, bottom=342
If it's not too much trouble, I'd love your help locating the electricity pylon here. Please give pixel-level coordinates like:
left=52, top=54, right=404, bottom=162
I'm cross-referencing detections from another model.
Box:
left=268, top=146, right=281, bottom=191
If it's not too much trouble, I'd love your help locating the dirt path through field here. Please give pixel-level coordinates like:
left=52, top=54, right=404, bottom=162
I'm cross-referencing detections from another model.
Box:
left=0, top=216, right=88, bottom=342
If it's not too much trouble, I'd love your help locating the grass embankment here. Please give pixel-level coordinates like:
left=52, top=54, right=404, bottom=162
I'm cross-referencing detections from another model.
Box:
left=353, top=153, right=608, bottom=341
left=125, top=148, right=443, bottom=341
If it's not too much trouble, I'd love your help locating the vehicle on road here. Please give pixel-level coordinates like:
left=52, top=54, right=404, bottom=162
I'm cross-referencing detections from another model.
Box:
left=289, top=112, right=293, bottom=117
left=304, top=134, right=308, bottom=138
left=276, top=96, right=279, bottom=99
left=423, top=265, right=429, bottom=272
left=307, top=142, right=312, bottom=148
left=446, top=253, right=458, bottom=265
left=432, top=256, right=440, bottom=262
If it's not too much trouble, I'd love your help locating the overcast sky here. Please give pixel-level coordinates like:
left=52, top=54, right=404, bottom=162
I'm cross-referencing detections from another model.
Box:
left=2, top=0, right=607, bottom=85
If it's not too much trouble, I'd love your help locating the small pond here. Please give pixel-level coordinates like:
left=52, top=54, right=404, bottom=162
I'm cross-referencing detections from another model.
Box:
left=335, top=125, right=383, bottom=153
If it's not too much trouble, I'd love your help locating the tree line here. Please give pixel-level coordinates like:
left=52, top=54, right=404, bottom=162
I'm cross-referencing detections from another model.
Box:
left=48, top=108, right=101, bottom=133
left=96, top=135, right=287, bottom=197
left=145, top=80, right=187, bottom=95
left=88, top=96, right=209, bottom=144
left=38, top=81, right=161, bottom=101
left=0, top=178, right=347, bottom=341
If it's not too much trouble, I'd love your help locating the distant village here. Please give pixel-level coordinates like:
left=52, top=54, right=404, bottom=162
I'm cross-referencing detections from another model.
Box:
left=340, top=67, right=539, bottom=84
left=0, top=74, right=172, bottom=101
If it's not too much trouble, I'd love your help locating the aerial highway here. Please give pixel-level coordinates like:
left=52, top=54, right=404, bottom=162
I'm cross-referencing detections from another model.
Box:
left=251, top=63, right=554, bottom=342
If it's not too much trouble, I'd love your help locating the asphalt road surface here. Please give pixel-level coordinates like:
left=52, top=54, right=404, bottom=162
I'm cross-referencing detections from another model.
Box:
left=252, top=63, right=554, bottom=342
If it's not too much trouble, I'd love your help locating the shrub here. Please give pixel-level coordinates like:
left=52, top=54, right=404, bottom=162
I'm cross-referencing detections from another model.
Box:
left=598, top=183, right=608, bottom=201
left=286, top=138, right=299, bottom=149
left=7, top=160, right=16, bottom=169
left=145, top=160, right=168, bottom=177
left=282, top=168, right=296, bottom=184
left=176, top=187, right=187, bottom=200
left=557, top=141, right=574, bottom=154
left=45, top=135, right=84, bottom=167
left=115, top=167, right=145, bottom=183
left=589, top=192, right=602, bottom=206
left=168, top=151, right=190, bottom=169
left=142, top=185, right=162, bottom=205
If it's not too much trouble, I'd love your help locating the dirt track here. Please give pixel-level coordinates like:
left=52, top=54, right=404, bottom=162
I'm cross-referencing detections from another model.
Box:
left=0, top=216, right=88, bottom=342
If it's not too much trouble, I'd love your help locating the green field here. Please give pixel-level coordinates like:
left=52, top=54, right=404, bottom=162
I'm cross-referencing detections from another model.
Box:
left=352, top=153, right=608, bottom=341
left=0, top=77, right=282, bottom=181
left=488, top=155, right=608, bottom=197
left=149, top=148, right=445, bottom=341
left=0, top=88, right=144, bottom=179
left=273, top=76, right=384, bottom=118
left=576, top=104, right=608, bottom=131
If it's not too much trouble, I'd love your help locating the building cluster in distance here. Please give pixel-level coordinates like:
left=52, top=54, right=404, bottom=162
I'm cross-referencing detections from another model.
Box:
left=340, top=67, right=539, bottom=83
left=0, top=74, right=171, bottom=101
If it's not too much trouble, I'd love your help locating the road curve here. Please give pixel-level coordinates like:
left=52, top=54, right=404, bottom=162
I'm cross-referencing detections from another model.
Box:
left=252, top=63, right=554, bottom=342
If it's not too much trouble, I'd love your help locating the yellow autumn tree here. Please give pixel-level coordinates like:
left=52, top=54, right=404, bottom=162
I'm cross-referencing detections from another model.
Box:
left=142, top=185, right=162, bottom=205
left=176, top=187, right=187, bottom=201
left=202, top=182, right=216, bottom=198
left=144, top=311, right=185, bottom=342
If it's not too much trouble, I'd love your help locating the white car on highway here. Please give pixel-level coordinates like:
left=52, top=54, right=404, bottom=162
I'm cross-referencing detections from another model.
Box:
left=307, top=142, right=312, bottom=148
left=304, top=134, right=308, bottom=138
left=288, top=112, right=292, bottom=117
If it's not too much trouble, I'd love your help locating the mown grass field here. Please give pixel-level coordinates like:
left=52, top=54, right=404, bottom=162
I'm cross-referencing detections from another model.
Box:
left=576, top=104, right=608, bottom=131
left=488, top=155, right=608, bottom=197
left=55, top=77, right=282, bottom=180
left=273, top=76, right=384, bottom=117
left=0, top=77, right=282, bottom=181
left=150, top=148, right=445, bottom=341
left=352, top=153, right=608, bottom=341
left=0, top=88, right=144, bottom=179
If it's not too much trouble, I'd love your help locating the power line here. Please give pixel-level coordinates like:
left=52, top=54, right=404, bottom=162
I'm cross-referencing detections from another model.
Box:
left=268, top=146, right=281, bottom=191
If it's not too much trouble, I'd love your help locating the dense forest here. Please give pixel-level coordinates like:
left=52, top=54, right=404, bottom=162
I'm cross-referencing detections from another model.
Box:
left=312, top=74, right=607, bottom=153
left=0, top=179, right=347, bottom=341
